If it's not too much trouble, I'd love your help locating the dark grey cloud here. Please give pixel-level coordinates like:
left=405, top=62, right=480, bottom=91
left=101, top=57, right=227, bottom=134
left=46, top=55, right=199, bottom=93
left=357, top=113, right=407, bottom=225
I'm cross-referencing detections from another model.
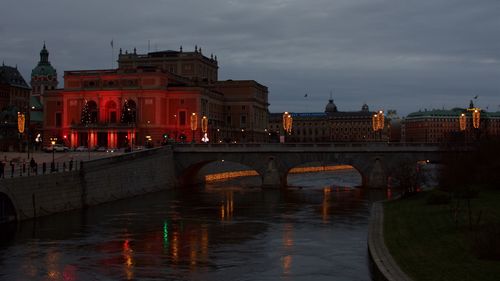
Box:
left=2, top=0, right=500, bottom=115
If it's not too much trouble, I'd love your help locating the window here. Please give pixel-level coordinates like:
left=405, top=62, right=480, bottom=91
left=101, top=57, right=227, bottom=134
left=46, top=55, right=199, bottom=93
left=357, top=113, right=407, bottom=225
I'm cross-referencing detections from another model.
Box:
left=179, top=111, right=186, bottom=126
left=241, top=115, right=246, bottom=125
left=110, top=112, right=117, bottom=123
left=55, top=112, right=62, bottom=127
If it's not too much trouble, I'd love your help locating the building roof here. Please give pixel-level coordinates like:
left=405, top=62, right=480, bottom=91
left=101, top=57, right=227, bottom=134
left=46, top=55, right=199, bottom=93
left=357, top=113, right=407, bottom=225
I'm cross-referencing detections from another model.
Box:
left=325, top=99, right=338, bottom=114
left=270, top=110, right=375, bottom=120
left=31, top=44, right=57, bottom=78
left=407, top=108, right=463, bottom=118
left=0, top=65, right=30, bottom=89
left=407, top=108, right=500, bottom=118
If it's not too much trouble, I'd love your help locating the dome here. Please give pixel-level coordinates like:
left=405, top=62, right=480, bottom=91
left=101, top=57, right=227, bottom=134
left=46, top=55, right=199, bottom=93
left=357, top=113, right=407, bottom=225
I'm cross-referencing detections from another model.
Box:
left=31, top=43, right=57, bottom=78
left=325, top=99, right=338, bottom=114
left=31, top=65, right=57, bottom=78
left=361, top=103, right=369, bottom=112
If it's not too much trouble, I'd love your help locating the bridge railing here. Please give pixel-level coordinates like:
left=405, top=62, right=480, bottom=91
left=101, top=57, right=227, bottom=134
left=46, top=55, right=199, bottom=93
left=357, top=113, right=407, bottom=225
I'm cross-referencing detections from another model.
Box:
left=173, top=142, right=444, bottom=149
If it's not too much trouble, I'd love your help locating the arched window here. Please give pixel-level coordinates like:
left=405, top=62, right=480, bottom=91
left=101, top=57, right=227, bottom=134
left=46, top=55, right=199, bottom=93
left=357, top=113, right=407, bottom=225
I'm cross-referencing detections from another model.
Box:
left=81, top=100, right=98, bottom=124
left=105, top=100, right=117, bottom=123
left=121, top=99, right=137, bottom=123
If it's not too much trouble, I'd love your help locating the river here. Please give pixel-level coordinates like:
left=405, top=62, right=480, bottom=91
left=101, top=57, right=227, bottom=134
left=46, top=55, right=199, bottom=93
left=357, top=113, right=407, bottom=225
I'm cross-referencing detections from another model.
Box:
left=0, top=169, right=388, bottom=281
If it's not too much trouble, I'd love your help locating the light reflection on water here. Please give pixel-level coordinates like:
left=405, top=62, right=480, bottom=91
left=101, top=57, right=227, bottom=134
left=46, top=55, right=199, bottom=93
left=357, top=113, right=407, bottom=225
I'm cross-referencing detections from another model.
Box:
left=0, top=169, right=387, bottom=281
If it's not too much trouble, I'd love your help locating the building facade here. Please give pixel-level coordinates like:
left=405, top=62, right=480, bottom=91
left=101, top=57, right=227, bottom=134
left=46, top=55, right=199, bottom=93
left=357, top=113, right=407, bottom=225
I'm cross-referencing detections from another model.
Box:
left=43, top=46, right=269, bottom=148
left=30, top=44, right=58, bottom=148
left=269, top=99, right=390, bottom=142
left=403, top=105, right=500, bottom=143
left=0, top=64, right=31, bottom=151
left=31, top=43, right=58, bottom=100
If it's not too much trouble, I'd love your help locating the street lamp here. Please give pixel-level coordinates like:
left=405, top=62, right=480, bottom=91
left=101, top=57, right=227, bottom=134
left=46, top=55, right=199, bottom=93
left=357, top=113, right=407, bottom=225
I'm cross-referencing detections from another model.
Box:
left=372, top=110, right=384, bottom=131
left=201, top=116, right=209, bottom=143
left=17, top=112, right=25, bottom=153
left=286, top=114, right=293, bottom=135
left=50, top=137, right=57, bottom=171
left=282, top=112, right=293, bottom=142
left=377, top=110, right=384, bottom=130
left=173, top=114, right=178, bottom=142
left=459, top=113, right=466, bottom=131
left=190, top=113, right=198, bottom=143
left=472, top=109, right=480, bottom=129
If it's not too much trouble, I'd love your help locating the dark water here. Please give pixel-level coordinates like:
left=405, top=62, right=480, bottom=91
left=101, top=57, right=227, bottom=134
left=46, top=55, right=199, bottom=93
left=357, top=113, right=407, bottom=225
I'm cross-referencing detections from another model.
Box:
left=0, top=170, right=387, bottom=281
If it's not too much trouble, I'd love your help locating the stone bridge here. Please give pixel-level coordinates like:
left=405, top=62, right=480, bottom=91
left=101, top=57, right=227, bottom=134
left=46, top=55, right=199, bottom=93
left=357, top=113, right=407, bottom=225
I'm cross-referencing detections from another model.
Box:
left=173, top=143, right=447, bottom=188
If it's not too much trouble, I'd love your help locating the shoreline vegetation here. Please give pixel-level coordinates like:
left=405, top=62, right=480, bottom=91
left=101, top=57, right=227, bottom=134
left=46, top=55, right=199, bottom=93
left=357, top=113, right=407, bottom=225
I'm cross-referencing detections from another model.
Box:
left=384, top=189, right=500, bottom=281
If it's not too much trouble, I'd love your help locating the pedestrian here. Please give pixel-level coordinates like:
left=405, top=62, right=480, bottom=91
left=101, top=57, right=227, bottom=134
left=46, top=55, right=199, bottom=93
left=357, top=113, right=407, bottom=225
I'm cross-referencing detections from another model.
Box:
left=10, top=160, right=14, bottom=178
left=63, top=162, right=66, bottom=172
left=30, top=157, right=36, bottom=173
left=69, top=158, right=74, bottom=171
left=0, top=160, right=4, bottom=178
left=22, top=160, right=26, bottom=174
left=42, top=162, right=46, bottom=174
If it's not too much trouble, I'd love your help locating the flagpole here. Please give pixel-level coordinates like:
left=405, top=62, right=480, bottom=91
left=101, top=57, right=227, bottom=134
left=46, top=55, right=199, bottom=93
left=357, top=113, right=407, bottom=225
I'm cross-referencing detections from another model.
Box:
left=111, top=39, right=114, bottom=69
left=304, top=93, right=309, bottom=113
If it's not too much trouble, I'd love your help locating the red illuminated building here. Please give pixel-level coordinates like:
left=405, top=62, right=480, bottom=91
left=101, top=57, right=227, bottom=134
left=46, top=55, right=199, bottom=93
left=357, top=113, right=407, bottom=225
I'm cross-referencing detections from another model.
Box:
left=42, top=46, right=269, bottom=148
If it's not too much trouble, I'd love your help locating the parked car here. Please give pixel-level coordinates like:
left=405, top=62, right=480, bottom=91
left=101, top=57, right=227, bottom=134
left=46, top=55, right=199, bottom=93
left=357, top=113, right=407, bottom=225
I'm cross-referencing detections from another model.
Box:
left=43, top=146, right=53, bottom=152
left=43, top=144, right=69, bottom=152
left=95, top=146, right=107, bottom=152
left=75, top=146, right=88, bottom=152
left=53, top=144, right=70, bottom=152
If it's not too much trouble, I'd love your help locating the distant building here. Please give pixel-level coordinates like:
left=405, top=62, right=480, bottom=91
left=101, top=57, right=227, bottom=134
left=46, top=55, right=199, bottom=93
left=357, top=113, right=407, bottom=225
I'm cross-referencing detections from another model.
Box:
left=269, top=99, right=390, bottom=142
left=31, top=43, right=58, bottom=100
left=118, top=46, right=218, bottom=83
left=43, top=46, right=269, bottom=148
left=403, top=104, right=500, bottom=143
left=0, top=63, right=31, bottom=112
left=0, top=63, right=31, bottom=151
left=30, top=43, right=58, bottom=148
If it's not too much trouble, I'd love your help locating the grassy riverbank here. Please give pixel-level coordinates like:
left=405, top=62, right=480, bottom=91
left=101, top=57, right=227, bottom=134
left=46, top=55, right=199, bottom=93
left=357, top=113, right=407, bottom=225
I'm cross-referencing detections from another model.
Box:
left=384, top=189, right=500, bottom=281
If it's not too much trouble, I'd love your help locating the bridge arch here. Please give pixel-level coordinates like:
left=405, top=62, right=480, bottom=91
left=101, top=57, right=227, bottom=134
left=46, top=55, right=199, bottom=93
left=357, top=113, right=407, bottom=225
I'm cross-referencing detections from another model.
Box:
left=0, top=192, right=17, bottom=224
left=178, top=160, right=263, bottom=186
left=286, top=161, right=364, bottom=187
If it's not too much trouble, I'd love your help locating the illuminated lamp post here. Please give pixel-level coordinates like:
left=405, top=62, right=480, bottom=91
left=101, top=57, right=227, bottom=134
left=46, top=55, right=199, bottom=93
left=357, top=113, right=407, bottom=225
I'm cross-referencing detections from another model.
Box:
left=472, top=109, right=480, bottom=129
left=190, top=113, right=197, bottom=143
left=286, top=114, right=293, bottom=135
left=377, top=110, right=384, bottom=131
left=372, top=110, right=385, bottom=139
left=459, top=113, right=466, bottom=131
left=372, top=113, right=379, bottom=131
left=173, top=114, right=178, bottom=142
left=282, top=112, right=293, bottom=142
left=201, top=116, right=209, bottom=143
left=17, top=112, right=25, bottom=154
left=50, top=137, right=57, bottom=171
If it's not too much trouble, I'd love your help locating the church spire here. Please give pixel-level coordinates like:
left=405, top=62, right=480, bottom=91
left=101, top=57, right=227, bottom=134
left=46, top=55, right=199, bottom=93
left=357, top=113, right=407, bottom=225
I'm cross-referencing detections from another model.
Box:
left=39, top=42, right=49, bottom=65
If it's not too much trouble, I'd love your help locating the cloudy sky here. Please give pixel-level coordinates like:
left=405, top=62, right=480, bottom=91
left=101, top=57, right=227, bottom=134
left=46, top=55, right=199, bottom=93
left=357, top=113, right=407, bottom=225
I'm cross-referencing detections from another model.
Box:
left=2, top=0, right=500, bottom=115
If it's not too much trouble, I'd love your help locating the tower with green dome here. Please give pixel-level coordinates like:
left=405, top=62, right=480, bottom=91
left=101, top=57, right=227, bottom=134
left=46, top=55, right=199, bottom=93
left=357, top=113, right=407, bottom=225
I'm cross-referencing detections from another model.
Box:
left=30, top=43, right=58, bottom=99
